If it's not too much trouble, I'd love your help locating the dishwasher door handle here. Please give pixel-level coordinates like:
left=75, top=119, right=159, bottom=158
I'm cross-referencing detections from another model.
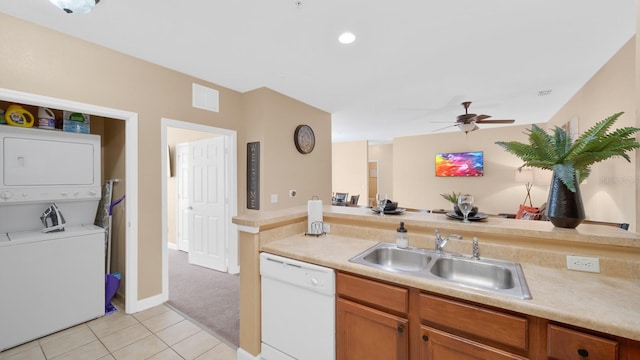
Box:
left=266, top=257, right=302, bottom=268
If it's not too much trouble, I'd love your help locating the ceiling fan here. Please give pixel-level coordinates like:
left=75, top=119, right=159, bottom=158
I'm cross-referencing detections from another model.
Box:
left=433, top=101, right=515, bottom=134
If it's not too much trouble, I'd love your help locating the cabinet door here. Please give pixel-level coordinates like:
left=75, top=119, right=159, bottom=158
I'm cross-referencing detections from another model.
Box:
left=337, top=298, right=408, bottom=360
left=547, top=324, right=618, bottom=360
left=420, top=326, right=528, bottom=360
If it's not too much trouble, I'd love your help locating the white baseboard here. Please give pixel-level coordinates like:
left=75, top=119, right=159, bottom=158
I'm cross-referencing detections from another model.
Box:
left=228, top=265, right=240, bottom=274
left=133, top=293, right=165, bottom=313
left=237, top=347, right=260, bottom=360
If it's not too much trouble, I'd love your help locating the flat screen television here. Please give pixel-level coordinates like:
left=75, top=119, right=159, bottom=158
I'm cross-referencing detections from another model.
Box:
left=435, top=151, right=484, bottom=177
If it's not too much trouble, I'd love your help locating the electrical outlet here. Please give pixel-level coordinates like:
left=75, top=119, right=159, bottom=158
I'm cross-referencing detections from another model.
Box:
left=289, top=189, right=297, bottom=197
left=566, top=255, right=600, bottom=273
left=323, top=223, right=330, bottom=233
left=271, top=194, right=278, bottom=203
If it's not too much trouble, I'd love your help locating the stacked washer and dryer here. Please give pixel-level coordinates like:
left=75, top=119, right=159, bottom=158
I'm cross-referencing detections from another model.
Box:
left=0, top=126, right=105, bottom=351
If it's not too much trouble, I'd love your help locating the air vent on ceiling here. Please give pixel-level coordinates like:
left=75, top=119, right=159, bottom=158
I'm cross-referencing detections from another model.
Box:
left=538, top=89, right=552, bottom=97
left=192, top=83, right=219, bottom=112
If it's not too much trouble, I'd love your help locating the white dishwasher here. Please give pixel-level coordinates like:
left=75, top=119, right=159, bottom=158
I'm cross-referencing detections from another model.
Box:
left=260, top=252, right=335, bottom=360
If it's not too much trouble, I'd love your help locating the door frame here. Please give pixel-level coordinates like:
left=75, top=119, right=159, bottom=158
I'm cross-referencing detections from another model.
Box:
left=175, top=143, right=190, bottom=252
left=0, top=88, right=140, bottom=314
left=160, top=118, right=239, bottom=302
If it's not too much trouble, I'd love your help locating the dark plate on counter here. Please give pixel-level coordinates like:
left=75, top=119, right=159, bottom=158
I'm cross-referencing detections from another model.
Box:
left=445, top=211, right=489, bottom=221
left=372, top=208, right=406, bottom=215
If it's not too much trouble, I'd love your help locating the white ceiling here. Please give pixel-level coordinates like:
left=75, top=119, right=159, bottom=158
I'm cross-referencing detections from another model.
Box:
left=0, top=1, right=635, bottom=143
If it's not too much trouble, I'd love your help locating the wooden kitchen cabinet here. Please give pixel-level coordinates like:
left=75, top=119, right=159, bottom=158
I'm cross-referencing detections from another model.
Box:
left=419, top=293, right=530, bottom=359
left=547, top=324, right=618, bottom=360
left=337, top=298, right=409, bottom=360
left=420, top=293, right=529, bottom=356
left=336, top=271, right=640, bottom=360
left=336, top=272, right=409, bottom=360
left=420, top=325, right=527, bottom=360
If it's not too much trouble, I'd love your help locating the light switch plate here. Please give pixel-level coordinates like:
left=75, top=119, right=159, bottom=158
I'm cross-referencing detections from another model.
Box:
left=566, top=255, right=600, bottom=273
left=271, top=194, right=278, bottom=203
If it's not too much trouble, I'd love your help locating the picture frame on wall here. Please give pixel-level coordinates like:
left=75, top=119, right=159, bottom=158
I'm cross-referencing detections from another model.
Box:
left=247, top=142, right=260, bottom=210
left=435, top=151, right=484, bottom=177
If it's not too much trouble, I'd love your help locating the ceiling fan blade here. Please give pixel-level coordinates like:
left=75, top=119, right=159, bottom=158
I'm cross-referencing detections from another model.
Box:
left=432, top=124, right=458, bottom=132
left=457, top=113, right=476, bottom=122
left=472, top=114, right=491, bottom=122
left=476, top=119, right=515, bottom=124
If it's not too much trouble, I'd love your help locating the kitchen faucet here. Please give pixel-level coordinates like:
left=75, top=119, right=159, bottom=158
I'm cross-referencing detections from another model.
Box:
left=434, top=229, right=462, bottom=254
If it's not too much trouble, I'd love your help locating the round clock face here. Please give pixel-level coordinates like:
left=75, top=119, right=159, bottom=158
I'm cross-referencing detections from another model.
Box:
left=294, top=125, right=315, bottom=154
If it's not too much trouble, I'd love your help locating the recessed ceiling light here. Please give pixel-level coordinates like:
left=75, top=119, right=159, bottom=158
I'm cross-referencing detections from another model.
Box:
left=338, top=32, right=356, bottom=44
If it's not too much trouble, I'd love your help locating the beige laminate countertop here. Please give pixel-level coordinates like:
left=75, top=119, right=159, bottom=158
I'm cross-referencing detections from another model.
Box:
left=260, top=233, right=640, bottom=341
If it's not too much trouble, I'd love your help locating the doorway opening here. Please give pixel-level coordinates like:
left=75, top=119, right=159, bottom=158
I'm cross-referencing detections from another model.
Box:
left=161, top=118, right=239, bottom=347
left=368, top=161, right=379, bottom=208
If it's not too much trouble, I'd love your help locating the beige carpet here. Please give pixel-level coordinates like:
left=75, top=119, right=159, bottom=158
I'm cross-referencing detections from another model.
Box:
left=167, top=248, right=240, bottom=348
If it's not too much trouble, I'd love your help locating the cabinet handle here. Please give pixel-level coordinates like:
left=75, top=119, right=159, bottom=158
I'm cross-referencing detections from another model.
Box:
left=577, top=348, right=589, bottom=358
left=422, top=335, right=429, bottom=342
left=397, top=326, right=404, bottom=333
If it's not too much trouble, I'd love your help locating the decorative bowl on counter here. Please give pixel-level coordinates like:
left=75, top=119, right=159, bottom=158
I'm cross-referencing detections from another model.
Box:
left=454, top=205, right=478, bottom=217
left=384, top=200, right=398, bottom=211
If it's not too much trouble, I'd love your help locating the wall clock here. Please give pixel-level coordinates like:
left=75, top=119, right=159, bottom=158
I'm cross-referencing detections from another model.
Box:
left=294, top=124, right=315, bottom=154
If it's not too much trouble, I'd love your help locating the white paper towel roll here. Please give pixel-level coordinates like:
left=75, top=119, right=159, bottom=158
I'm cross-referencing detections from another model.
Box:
left=307, top=199, right=323, bottom=234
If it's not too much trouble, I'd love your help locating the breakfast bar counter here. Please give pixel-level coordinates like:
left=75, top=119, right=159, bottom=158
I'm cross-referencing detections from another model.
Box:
left=234, top=205, right=640, bottom=357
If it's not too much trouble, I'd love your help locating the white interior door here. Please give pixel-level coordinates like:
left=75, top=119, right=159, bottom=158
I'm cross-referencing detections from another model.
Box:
left=187, top=136, right=227, bottom=271
left=176, top=143, right=190, bottom=252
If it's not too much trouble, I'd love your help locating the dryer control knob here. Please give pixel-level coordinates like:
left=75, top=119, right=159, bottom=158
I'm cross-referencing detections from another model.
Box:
left=1, top=191, right=13, bottom=200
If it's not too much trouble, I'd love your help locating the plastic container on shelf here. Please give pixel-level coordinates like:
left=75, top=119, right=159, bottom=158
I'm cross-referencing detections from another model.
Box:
left=38, top=107, right=56, bottom=129
left=63, top=111, right=90, bottom=133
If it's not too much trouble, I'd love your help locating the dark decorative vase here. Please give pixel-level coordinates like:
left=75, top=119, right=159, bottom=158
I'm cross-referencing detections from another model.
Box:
left=546, top=171, right=585, bottom=228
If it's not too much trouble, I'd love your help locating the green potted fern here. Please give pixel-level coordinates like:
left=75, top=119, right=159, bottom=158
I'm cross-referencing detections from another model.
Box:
left=495, top=112, right=640, bottom=228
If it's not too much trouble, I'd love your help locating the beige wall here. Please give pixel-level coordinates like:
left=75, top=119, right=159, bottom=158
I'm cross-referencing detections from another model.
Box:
left=0, top=13, right=331, bottom=300
left=393, top=125, right=539, bottom=214
left=332, top=141, right=368, bottom=205
left=547, top=37, right=636, bottom=230
left=241, top=88, right=332, bottom=210
left=637, top=3, right=640, bottom=233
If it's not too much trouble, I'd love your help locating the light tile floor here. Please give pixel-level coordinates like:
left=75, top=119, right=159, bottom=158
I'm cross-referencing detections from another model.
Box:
left=0, top=300, right=237, bottom=360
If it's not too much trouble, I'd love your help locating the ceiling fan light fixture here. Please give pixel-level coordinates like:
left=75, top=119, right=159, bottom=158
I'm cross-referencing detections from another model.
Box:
left=458, top=123, right=476, bottom=133
left=338, top=32, right=356, bottom=44
left=48, top=0, right=100, bottom=14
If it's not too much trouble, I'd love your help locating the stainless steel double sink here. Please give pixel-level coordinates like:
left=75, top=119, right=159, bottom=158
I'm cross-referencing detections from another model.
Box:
left=349, top=242, right=532, bottom=300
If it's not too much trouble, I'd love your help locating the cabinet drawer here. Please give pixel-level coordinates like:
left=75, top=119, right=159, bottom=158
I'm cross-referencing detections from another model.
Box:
left=337, top=272, right=408, bottom=314
left=420, top=293, right=528, bottom=351
left=548, top=324, right=618, bottom=360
